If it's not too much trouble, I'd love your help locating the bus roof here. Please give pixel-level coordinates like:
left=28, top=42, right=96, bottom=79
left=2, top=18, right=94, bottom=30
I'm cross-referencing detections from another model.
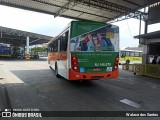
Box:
left=120, top=49, right=142, bottom=52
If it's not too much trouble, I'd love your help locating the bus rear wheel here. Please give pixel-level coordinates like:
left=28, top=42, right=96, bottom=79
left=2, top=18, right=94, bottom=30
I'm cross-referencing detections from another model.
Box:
left=55, top=63, right=61, bottom=78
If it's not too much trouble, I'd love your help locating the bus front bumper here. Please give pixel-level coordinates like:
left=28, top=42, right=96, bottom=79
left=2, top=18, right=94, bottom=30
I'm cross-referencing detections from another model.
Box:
left=69, top=69, right=118, bottom=80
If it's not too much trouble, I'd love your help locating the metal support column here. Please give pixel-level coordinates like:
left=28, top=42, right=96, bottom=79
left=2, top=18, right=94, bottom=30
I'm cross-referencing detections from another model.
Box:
left=144, top=20, right=148, bottom=34
left=139, top=14, right=142, bottom=41
left=1, top=28, right=2, bottom=38
left=144, top=8, right=148, bottom=34
left=26, top=36, right=30, bottom=60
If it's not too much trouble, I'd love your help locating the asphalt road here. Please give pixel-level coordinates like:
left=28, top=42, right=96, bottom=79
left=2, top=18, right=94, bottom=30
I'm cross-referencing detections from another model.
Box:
left=0, top=58, right=160, bottom=120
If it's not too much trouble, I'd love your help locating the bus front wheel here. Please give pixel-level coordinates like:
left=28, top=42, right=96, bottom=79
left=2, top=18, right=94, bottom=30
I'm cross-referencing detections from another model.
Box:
left=55, top=63, right=61, bottom=78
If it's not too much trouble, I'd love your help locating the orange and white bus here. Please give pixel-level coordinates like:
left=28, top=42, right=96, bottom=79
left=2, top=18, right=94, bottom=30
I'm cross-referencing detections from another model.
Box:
left=47, top=20, right=119, bottom=80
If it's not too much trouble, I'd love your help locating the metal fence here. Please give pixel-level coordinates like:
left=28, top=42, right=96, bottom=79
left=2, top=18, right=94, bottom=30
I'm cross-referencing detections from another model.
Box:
left=145, top=64, right=160, bottom=78
left=122, top=64, right=135, bottom=72
left=122, top=64, right=160, bottom=78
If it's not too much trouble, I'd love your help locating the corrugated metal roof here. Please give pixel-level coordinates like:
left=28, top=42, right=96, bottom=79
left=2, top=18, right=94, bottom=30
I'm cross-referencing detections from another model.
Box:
left=0, top=0, right=160, bottom=22
left=134, top=30, right=160, bottom=39
left=0, top=26, right=52, bottom=45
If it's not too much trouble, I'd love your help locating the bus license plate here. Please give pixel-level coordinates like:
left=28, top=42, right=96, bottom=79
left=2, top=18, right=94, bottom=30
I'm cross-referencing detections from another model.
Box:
left=93, top=68, right=101, bottom=72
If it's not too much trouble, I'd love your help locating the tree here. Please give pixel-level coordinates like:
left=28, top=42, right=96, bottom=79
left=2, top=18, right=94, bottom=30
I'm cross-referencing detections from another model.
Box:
left=30, top=47, right=46, bottom=53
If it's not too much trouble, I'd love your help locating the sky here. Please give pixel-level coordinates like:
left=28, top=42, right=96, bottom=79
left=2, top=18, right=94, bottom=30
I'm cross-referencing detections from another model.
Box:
left=0, top=5, right=160, bottom=48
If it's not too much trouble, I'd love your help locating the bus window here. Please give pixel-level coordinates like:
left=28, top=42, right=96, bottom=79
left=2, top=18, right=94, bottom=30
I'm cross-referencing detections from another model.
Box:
left=140, top=52, right=142, bottom=57
left=48, top=44, right=52, bottom=53
left=126, top=52, right=129, bottom=56
left=60, top=31, right=68, bottom=52
left=121, top=51, right=126, bottom=57
left=135, top=52, right=140, bottom=57
left=52, top=40, right=58, bottom=52
left=130, top=52, right=134, bottom=56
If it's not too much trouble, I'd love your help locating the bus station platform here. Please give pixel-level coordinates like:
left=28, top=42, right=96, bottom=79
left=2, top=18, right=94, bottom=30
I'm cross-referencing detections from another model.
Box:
left=122, top=64, right=160, bottom=78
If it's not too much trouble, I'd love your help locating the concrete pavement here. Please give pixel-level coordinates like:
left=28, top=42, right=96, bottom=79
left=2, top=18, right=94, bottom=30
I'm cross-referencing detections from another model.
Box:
left=0, top=58, right=160, bottom=119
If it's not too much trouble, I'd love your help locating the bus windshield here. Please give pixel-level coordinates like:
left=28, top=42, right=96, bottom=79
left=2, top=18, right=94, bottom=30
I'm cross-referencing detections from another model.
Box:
left=70, top=25, right=119, bottom=52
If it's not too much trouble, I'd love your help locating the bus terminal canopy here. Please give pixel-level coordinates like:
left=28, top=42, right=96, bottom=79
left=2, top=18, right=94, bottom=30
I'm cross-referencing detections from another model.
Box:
left=0, top=26, right=52, bottom=46
left=0, top=0, right=160, bottom=22
left=134, top=30, right=160, bottom=40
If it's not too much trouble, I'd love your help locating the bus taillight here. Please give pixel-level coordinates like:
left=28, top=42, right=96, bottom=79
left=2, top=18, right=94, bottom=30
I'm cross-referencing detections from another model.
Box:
left=71, top=54, right=79, bottom=72
left=113, top=56, right=119, bottom=71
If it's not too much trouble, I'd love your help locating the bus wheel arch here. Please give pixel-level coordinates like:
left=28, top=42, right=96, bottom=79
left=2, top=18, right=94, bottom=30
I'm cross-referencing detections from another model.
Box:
left=55, top=62, right=61, bottom=78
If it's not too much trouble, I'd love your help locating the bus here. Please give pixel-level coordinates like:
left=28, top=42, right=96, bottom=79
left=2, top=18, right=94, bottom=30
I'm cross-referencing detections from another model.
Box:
left=119, top=49, right=142, bottom=64
left=0, top=43, right=11, bottom=58
left=47, top=20, right=119, bottom=80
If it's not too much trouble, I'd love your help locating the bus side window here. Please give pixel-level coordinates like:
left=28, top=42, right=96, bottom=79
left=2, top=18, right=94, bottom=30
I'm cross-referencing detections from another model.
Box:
left=140, top=52, right=142, bottom=57
left=130, top=52, right=135, bottom=56
left=46, top=48, right=48, bottom=53
left=48, top=44, right=52, bottom=53
left=135, top=52, right=139, bottom=57
left=51, top=40, right=58, bottom=52
left=60, top=31, right=68, bottom=52
left=121, top=51, right=126, bottom=57
left=126, top=52, right=130, bottom=56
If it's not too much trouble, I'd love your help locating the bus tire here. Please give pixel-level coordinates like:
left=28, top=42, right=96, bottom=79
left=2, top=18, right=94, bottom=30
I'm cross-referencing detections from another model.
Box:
left=55, top=63, right=61, bottom=78
left=126, top=60, right=130, bottom=64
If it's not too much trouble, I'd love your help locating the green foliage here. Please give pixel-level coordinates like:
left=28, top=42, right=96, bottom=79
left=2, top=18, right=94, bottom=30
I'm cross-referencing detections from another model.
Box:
left=30, top=47, right=46, bottom=52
